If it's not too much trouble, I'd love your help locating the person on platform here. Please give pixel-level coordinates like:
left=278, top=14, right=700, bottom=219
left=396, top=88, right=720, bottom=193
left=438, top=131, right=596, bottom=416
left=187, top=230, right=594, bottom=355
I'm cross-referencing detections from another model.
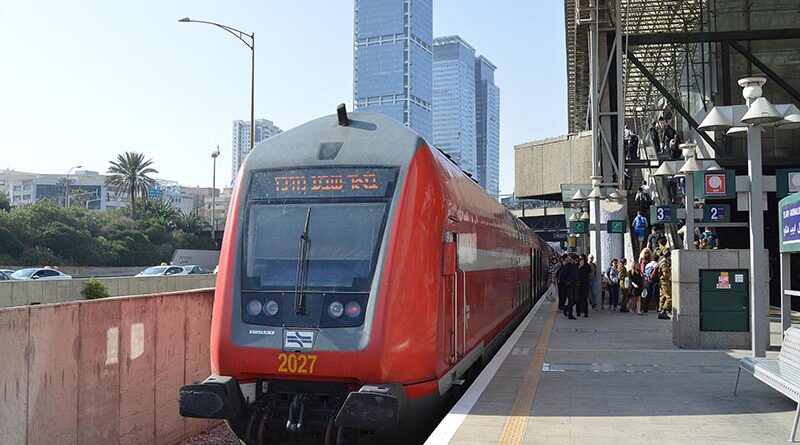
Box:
left=588, top=254, right=598, bottom=310
left=647, top=226, right=661, bottom=252
left=635, top=186, right=652, bottom=214
left=556, top=254, right=569, bottom=311
left=658, top=250, right=672, bottom=319
left=701, top=227, right=718, bottom=249
left=577, top=254, right=591, bottom=318
left=630, top=262, right=645, bottom=315
left=663, top=123, right=677, bottom=152
left=655, top=236, right=670, bottom=257
left=560, top=255, right=579, bottom=320
left=649, top=122, right=661, bottom=154
left=618, top=258, right=630, bottom=313
left=605, top=259, right=620, bottom=310
left=645, top=253, right=660, bottom=314
left=632, top=211, right=649, bottom=254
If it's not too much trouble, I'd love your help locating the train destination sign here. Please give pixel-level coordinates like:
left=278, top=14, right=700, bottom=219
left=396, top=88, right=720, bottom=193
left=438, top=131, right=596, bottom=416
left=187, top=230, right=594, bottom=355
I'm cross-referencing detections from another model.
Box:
left=570, top=221, right=588, bottom=234
left=250, top=167, right=398, bottom=200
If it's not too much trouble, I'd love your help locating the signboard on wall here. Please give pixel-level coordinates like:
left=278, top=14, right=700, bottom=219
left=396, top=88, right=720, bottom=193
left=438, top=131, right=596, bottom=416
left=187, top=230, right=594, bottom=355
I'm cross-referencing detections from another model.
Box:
left=779, top=192, right=800, bottom=253
left=693, top=169, right=735, bottom=199
left=776, top=168, right=800, bottom=199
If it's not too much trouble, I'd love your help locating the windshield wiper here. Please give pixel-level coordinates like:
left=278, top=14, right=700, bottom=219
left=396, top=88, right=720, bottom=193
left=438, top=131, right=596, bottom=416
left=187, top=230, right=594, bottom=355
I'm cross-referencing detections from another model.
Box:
left=294, top=208, right=312, bottom=315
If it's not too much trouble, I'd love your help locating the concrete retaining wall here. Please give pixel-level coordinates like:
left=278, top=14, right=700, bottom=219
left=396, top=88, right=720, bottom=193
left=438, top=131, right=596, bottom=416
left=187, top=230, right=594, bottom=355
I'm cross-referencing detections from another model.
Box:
left=0, top=289, right=219, bottom=445
left=0, top=275, right=217, bottom=308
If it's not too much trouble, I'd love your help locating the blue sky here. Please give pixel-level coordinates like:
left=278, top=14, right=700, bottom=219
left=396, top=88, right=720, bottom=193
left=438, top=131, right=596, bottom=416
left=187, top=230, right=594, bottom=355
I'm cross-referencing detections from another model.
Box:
left=0, top=0, right=566, bottom=195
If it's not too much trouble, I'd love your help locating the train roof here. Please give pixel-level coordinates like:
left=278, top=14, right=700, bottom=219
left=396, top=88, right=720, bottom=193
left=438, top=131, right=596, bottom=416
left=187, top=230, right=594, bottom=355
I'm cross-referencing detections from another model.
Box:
left=241, top=111, right=426, bottom=173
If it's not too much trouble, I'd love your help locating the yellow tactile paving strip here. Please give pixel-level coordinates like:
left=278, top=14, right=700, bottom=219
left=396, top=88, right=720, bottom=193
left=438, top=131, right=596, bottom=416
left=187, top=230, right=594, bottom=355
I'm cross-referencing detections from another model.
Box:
left=497, top=302, right=557, bottom=445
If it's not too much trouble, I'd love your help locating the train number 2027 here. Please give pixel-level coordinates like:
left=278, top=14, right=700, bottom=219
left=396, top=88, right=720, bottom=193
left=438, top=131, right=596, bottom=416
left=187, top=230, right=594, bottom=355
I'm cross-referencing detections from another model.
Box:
left=277, top=353, right=317, bottom=374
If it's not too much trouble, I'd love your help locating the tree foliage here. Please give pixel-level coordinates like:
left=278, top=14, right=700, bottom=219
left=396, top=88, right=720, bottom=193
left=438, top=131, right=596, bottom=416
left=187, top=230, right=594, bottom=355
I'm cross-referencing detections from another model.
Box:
left=0, top=198, right=215, bottom=267
left=105, top=152, right=158, bottom=218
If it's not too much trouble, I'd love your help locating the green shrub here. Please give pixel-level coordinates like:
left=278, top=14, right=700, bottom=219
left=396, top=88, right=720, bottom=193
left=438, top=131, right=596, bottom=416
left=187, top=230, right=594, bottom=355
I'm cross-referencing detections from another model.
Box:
left=81, top=278, right=109, bottom=300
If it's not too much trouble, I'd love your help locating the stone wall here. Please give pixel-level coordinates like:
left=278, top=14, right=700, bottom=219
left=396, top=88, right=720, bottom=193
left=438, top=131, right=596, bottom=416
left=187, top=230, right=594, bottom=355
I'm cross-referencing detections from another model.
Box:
left=0, top=275, right=216, bottom=308
left=0, top=290, right=219, bottom=445
left=672, top=249, right=769, bottom=349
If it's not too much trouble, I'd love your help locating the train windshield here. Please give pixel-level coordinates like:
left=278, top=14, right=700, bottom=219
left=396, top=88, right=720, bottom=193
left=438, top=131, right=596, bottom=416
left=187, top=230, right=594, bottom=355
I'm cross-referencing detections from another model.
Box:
left=242, top=166, right=398, bottom=292
left=243, top=203, right=388, bottom=291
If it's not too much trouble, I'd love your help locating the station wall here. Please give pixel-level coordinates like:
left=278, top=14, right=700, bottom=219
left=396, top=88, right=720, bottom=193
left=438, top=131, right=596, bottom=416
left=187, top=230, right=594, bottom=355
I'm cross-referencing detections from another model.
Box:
left=514, top=131, right=593, bottom=199
left=0, top=275, right=216, bottom=308
left=0, top=289, right=219, bottom=445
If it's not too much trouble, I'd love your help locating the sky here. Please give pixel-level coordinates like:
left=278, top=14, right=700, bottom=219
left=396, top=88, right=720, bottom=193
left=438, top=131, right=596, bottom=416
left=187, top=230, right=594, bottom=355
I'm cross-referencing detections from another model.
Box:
left=0, top=0, right=566, bottom=195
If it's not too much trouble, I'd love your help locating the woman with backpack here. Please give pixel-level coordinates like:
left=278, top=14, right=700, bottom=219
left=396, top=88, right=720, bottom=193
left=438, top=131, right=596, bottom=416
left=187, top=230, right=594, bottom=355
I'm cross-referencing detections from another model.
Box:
left=645, top=254, right=660, bottom=313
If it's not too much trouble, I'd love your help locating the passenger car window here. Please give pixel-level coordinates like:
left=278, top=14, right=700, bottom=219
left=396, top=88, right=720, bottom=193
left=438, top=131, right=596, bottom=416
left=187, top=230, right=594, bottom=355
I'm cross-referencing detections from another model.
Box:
left=165, top=267, right=182, bottom=275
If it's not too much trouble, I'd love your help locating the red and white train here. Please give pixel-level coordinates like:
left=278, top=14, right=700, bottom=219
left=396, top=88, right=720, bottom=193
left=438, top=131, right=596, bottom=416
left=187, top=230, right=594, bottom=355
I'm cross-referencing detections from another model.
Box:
left=180, top=106, right=555, bottom=444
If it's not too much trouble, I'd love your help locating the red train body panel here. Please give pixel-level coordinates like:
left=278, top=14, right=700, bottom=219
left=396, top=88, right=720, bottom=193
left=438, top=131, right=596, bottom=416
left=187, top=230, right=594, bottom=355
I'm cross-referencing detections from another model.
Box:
left=181, top=111, right=553, bottom=444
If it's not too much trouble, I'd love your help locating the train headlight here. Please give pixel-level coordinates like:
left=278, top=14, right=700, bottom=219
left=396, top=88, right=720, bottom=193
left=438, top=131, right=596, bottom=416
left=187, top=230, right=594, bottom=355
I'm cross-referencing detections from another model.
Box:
left=345, top=301, right=362, bottom=319
left=245, top=299, right=263, bottom=317
left=328, top=301, right=344, bottom=318
left=264, top=300, right=279, bottom=316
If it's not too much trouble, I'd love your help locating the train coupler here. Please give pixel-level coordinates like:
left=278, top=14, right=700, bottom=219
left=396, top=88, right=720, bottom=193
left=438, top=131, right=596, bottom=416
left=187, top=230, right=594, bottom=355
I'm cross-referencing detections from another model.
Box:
left=179, top=375, right=246, bottom=420
left=334, top=383, right=405, bottom=430
left=285, top=394, right=308, bottom=432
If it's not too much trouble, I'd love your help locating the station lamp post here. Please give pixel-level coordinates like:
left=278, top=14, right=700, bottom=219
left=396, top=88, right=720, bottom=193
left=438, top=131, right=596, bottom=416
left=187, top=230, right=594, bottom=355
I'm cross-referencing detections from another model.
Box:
left=211, top=146, right=220, bottom=241
left=697, top=77, right=797, bottom=357
left=179, top=17, right=256, bottom=151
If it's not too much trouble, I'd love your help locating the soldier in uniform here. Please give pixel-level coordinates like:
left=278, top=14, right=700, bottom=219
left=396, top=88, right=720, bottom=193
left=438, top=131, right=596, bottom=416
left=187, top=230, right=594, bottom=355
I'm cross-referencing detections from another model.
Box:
left=658, top=250, right=672, bottom=320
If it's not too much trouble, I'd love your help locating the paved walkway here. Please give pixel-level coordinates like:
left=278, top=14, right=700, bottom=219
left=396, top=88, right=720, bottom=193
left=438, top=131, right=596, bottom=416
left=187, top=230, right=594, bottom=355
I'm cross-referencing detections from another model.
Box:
left=429, top=298, right=798, bottom=445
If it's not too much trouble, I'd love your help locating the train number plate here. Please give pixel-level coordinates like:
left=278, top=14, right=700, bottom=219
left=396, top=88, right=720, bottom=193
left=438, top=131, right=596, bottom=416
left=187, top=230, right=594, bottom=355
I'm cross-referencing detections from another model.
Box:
left=277, top=353, right=318, bottom=375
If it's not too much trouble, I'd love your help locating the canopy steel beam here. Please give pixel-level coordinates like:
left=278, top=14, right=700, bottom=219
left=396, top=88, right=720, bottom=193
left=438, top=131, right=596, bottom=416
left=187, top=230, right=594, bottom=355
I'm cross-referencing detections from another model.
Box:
left=729, top=41, right=800, bottom=104
left=626, top=28, right=800, bottom=46
left=626, top=50, right=722, bottom=153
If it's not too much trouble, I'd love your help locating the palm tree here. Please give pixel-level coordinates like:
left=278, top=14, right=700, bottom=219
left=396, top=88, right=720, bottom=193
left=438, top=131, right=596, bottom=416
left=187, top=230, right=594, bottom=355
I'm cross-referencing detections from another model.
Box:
left=175, top=211, right=210, bottom=236
left=105, top=152, right=158, bottom=218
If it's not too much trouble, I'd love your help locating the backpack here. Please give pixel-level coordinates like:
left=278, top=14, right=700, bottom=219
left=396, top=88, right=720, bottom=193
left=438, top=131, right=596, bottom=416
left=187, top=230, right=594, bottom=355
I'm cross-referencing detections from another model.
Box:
left=633, top=215, right=647, bottom=230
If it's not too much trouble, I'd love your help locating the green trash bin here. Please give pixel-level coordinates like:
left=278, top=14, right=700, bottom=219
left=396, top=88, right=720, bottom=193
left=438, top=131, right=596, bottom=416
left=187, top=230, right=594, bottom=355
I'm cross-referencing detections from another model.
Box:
left=699, top=269, right=749, bottom=332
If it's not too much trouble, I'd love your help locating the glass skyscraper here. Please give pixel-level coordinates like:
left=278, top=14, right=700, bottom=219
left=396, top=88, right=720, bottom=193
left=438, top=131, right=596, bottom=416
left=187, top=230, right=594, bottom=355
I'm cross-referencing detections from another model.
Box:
left=475, top=56, right=500, bottom=199
left=432, top=36, right=477, bottom=177
left=353, top=0, right=433, bottom=141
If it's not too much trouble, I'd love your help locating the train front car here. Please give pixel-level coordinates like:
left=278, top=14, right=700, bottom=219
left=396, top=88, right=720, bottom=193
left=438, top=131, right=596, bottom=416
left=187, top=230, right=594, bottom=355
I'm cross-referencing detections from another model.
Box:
left=180, top=110, right=448, bottom=444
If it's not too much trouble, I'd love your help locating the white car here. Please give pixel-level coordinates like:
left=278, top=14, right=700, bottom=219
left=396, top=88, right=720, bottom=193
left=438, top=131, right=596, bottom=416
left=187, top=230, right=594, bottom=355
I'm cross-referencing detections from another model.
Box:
left=135, top=265, right=185, bottom=277
left=10, top=268, right=72, bottom=280
left=181, top=265, right=210, bottom=275
left=0, top=269, right=15, bottom=276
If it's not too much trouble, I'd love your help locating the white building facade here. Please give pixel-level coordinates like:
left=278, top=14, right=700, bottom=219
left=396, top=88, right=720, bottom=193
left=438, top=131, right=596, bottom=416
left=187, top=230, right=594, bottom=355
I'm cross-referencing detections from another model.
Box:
left=232, top=119, right=282, bottom=181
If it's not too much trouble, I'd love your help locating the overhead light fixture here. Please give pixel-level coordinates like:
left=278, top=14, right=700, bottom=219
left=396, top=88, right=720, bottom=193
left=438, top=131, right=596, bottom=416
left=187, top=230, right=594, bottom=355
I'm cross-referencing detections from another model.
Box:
left=587, top=186, right=605, bottom=199
left=678, top=157, right=704, bottom=174
left=741, top=97, right=783, bottom=125
left=606, top=188, right=625, bottom=202
left=698, top=106, right=737, bottom=131
left=776, top=113, right=800, bottom=130
left=653, top=161, right=676, bottom=177
left=571, top=189, right=587, bottom=201
left=704, top=160, right=722, bottom=171
left=725, top=126, right=766, bottom=137
left=569, top=212, right=580, bottom=222
left=579, top=210, right=590, bottom=221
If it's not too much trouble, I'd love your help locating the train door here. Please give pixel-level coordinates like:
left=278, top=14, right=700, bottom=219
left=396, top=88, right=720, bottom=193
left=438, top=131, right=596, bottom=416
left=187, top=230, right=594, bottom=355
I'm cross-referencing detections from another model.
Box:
left=531, top=248, right=537, bottom=303
left=443, top=222, right=466, bottom=363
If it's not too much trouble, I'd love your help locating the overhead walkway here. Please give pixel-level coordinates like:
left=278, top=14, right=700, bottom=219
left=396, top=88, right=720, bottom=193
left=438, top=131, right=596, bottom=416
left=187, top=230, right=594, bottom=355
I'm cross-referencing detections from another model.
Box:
left=427, top=297, right=799, bottom=445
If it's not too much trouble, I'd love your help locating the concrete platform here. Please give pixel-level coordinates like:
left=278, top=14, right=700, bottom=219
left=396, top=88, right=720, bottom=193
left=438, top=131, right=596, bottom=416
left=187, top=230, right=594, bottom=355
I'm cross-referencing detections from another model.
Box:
left=427, top=298, right=799, bottom=445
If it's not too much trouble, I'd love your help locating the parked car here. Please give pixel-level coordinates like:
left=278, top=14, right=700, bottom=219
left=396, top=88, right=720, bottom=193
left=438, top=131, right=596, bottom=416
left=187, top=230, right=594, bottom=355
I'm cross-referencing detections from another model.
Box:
left=0, top=269, right=15, bottom=276
left=10, top=268, right=73, bottom=280
left=0, top=271, right=11, bottom=281
left=135, top=265, right=185, bottom=277
left=181, top=265, right=210, bottom=275
left=213, top=265, right=219, bottom=274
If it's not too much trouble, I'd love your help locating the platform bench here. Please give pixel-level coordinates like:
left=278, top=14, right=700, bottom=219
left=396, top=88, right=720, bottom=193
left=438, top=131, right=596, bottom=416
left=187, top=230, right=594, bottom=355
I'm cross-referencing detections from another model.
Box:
left=735, top=326, right=800, bottom=442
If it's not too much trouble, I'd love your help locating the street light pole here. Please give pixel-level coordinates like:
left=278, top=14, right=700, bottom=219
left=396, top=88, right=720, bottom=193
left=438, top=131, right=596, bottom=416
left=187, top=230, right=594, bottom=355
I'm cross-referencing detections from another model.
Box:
left=64, top=165, right=81, bottom=208
left=211, top=146, right=220, bottom=241
left=179, top=17, right=256, bottom=150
